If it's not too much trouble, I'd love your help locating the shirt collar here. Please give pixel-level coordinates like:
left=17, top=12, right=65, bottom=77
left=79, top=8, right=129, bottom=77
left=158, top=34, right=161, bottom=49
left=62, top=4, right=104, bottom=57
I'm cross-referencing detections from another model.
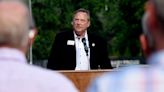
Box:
left=148, top=50, right=164, bottom=66
left=73, top=31, right=88, bottom=40
left=0, top=47, right=27, bottom=63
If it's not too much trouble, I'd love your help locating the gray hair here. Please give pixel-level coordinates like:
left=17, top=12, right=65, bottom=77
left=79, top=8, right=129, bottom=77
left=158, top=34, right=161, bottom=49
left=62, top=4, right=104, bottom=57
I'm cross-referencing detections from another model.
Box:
left=0, top=0, right=34, bottom=49
left=73, top=8, right=90, bottom=21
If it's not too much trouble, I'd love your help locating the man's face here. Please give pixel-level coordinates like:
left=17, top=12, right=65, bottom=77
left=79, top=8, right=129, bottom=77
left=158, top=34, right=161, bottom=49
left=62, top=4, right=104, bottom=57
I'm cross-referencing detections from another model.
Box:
left=72, top=12, right=90, bottom=36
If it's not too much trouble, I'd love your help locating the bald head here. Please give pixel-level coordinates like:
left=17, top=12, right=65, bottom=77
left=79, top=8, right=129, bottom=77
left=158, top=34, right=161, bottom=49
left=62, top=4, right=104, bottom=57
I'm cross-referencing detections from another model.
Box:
left=0, top=0, right=31, bottom=50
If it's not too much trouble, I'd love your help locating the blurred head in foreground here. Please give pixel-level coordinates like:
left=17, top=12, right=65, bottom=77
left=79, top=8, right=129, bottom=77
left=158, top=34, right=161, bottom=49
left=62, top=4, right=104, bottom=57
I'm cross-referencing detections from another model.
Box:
left=87, top=0, right=164, bottom=92
left=140, top=0, right=164, bottom=59
left=0, top=0, right=36, bottom=54
left=0, top=1, right=78, bottom=92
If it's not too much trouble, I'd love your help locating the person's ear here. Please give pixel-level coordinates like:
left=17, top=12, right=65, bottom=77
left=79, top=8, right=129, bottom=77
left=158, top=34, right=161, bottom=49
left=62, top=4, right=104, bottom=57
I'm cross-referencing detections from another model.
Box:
left=140, top=34, right=151, bottom=58
left=28, top=28, right=37, bottom=45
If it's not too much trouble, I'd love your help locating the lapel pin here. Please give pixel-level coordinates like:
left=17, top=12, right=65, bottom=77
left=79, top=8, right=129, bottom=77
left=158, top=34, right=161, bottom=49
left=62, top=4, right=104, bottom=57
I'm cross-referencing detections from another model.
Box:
left=92, top=43, right=95, bottom=47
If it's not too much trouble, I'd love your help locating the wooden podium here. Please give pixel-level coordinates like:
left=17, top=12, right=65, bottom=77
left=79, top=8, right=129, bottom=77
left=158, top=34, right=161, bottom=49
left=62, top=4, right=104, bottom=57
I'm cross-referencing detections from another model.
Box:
left=58, top=70, right=113, bottom=92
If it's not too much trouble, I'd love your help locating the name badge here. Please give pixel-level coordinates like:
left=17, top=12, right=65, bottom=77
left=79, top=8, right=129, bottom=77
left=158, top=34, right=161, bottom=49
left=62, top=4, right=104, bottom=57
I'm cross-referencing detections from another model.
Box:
left=67, top=40, right=75, bottom=46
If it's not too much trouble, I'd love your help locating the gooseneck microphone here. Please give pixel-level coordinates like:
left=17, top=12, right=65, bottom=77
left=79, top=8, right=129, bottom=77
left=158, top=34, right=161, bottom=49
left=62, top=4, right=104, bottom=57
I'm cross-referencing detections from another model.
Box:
left=82, top=38, right=89, bottom=56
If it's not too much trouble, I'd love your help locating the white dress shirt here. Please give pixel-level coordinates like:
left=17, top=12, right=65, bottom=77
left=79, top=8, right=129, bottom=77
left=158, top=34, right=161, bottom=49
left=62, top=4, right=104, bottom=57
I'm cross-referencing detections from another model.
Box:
left=74, top=31, right=90, bottom=70
left=0, top=47, right=78, bottom=92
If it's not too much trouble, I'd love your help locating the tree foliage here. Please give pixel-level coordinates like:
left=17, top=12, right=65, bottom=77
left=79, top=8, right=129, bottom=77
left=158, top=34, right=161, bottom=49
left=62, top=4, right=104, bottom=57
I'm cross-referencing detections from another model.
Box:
left=31, top=0, right=145, bottom=60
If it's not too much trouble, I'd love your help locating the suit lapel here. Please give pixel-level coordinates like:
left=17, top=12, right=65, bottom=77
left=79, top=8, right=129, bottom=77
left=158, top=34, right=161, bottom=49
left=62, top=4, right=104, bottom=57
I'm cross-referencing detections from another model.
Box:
left=66, top=31, right=75, bottom=51
left=66, top=31, right=76, bottom=65
left=88, top=33, right=94, bottom=63
left=67, top=31, right=74, bottom=40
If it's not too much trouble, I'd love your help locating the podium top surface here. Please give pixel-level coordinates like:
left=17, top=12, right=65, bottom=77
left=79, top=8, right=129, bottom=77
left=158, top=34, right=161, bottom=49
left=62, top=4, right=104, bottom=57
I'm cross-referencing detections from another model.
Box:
left=57, top=69, right=114, bottom=73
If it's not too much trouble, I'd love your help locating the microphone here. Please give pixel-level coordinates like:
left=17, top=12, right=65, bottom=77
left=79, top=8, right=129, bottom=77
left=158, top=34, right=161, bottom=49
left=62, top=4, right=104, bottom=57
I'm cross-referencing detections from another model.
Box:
left=82, top=38, right=89, bottom=56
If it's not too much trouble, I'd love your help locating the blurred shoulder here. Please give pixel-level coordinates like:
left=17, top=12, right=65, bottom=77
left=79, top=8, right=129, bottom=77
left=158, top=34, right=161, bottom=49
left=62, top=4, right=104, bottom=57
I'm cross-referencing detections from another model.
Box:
left=94, top=65, right=147, bottom=80
left=25, top=65, right=78, bottom=92
left=87, top=66, right=148, bottom=92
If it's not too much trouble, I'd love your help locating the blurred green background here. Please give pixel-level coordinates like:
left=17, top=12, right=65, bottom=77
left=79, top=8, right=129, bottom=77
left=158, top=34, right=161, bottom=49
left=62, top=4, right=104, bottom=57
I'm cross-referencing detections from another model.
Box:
left=31, top=0, right=145, bottom=60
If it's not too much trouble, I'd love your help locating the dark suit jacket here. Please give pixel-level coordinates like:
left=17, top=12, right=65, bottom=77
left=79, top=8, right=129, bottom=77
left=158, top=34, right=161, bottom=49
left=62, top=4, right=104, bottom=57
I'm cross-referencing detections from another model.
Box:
left=47, top=31, right=113, bottom=70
